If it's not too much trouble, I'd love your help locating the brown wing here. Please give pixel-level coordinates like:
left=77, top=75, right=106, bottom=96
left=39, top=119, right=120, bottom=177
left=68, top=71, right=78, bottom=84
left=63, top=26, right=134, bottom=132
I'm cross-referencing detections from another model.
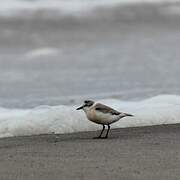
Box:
left=95, top=103, right=121, bottom=115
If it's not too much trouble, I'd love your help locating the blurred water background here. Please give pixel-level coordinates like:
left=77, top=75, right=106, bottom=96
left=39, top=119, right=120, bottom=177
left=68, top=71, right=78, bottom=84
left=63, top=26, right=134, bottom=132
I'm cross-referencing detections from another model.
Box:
left=0, top=0, right=180, bottom=108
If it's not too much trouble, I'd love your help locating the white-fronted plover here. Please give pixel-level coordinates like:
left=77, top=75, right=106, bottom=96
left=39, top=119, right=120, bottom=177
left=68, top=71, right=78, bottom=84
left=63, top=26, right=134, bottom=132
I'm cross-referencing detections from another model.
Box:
left=76, top=100, right=134, bottom=138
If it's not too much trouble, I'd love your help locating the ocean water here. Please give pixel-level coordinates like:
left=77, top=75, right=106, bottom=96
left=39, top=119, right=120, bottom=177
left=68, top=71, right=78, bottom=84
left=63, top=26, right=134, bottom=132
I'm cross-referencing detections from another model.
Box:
left=1, top=0, right=180, bottom=17
left=0, top=0, right=180, bottom=137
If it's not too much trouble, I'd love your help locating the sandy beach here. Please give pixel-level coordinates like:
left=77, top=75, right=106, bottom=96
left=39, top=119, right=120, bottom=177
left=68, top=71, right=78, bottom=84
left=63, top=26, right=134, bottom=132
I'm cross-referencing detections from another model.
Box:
left=0, top=124, right=180, bottom=180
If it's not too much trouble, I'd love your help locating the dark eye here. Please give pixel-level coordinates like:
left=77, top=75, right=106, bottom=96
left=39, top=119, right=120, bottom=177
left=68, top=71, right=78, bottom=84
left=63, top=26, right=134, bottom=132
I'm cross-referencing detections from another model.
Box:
left=84, top=100, right=94, bottom=107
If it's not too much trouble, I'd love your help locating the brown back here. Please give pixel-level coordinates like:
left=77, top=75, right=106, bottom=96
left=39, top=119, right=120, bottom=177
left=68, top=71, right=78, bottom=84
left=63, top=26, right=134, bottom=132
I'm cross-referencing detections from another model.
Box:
left=94, top=103, right=121, bottom=115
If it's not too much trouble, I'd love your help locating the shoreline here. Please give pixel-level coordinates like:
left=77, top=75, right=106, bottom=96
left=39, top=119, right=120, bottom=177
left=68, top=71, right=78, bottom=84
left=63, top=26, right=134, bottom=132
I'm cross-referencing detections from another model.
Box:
left=0, top=124, right=180, bottom=180
left=1, top=123, right=180, bottom=140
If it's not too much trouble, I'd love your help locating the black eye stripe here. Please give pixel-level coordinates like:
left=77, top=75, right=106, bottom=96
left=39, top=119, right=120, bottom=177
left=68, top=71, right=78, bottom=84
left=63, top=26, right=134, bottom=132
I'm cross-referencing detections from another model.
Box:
left=84, top=104, right=90, bottom=107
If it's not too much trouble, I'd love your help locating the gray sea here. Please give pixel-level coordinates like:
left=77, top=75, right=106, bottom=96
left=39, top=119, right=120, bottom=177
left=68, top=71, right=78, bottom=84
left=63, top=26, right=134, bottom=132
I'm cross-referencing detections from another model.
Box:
left=0, top=1, right=180, bottom=108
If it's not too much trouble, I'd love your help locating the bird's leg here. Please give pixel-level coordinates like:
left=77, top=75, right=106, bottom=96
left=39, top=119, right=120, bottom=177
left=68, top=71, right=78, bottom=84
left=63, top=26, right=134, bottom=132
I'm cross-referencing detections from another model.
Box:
left=94, top=125, right=105, bottom=139
left=104, top=125, right=110, bottom=138
left=98, top=124, right=105, bottom=138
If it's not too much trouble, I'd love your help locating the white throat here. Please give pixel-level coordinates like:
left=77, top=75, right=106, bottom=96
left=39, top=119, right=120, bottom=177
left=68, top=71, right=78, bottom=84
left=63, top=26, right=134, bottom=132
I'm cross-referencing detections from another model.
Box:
left=83, top=106, right=91, bottom=114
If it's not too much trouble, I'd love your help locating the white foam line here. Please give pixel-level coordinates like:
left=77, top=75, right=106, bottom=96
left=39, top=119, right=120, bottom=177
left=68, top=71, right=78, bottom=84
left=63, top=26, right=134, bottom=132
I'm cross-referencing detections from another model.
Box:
left=0, top=94, right=180, bottom=138
left=25, top=47, right=59, bottom=59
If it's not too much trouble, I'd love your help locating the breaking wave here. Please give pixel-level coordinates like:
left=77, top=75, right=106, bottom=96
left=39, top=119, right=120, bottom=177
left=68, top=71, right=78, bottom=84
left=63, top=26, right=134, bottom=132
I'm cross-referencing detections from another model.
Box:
left=0, top=94, right=180, bottom=138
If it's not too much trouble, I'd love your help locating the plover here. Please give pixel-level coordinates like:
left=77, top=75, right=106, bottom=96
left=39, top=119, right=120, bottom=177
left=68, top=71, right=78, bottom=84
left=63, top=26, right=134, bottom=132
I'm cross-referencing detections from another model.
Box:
left=76, top=100, right=134, bottom=138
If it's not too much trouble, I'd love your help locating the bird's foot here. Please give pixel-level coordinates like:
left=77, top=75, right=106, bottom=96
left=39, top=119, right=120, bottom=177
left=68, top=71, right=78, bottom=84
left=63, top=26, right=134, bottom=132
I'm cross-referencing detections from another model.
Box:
left=93, top=136, right=108, bottom=139
left=102, top=136, right=108, bottom=139
left=93, top=136, right=102, bottom=139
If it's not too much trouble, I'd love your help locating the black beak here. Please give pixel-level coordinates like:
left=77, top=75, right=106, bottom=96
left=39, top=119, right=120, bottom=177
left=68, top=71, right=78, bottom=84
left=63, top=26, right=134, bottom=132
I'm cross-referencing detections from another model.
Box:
left=76, top=105, right=84, bottom=110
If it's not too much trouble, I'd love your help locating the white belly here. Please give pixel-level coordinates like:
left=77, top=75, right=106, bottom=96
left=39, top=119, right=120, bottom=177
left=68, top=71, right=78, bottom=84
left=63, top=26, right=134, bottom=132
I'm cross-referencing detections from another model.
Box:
left=86, top=110, right=120, bottom=125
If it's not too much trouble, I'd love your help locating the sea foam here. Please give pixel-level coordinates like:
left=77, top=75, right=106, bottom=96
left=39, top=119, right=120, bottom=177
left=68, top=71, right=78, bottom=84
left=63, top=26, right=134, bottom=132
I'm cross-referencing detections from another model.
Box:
left=0, top=94, right=180, bottom=138
left=25, top=47, right=59, bottom=59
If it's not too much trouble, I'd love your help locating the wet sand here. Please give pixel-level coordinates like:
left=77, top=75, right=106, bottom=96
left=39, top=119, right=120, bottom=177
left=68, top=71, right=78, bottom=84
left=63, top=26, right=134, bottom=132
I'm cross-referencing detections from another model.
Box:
left=0, top=124, right=180, bottom=180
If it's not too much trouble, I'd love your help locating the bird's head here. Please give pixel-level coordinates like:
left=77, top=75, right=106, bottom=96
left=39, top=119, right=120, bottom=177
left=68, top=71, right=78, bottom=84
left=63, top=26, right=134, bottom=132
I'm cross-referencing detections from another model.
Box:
left=76, top=100, right=94, bottom=112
